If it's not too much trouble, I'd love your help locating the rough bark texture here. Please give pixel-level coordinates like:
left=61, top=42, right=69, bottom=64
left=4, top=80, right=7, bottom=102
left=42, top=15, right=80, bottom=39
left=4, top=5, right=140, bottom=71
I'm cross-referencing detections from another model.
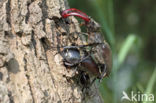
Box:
left=0, top=0, right=103, bottom=103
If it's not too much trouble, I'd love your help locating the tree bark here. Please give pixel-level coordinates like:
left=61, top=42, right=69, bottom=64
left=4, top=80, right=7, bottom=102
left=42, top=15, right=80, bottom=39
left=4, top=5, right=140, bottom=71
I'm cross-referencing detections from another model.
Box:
left=0, top=0, right=103, bottom=103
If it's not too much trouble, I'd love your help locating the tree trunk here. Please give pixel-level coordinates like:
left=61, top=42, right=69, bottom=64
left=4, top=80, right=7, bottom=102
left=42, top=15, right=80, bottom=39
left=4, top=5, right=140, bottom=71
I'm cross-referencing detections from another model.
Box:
left=0, top=0, right=103, bottom=103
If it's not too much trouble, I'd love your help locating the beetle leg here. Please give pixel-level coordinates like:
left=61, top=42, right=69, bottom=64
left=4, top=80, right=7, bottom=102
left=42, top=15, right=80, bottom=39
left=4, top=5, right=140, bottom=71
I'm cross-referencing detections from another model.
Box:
left=76, top=32, right=89, bottom=36
left=64, top=61, right=75, bottom=67
left=79, top=55, right=90, bottom=63
left=79, top=21, right=85, bottom=27
left=73, top=66, right=78, bottom=75
left=53, top=52, right=59, bottom=56
left=68, top=66, right=78, bottom=77
left=100, top=64, right=107, bottom=77
left=80, top=72, right=90, bottom=91
left=90, top=77, right=97, bottom=86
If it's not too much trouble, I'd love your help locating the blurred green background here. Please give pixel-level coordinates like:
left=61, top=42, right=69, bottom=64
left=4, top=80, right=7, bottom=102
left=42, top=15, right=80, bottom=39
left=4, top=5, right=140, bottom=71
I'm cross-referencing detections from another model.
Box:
left=68, top=0, right=156, bottom=103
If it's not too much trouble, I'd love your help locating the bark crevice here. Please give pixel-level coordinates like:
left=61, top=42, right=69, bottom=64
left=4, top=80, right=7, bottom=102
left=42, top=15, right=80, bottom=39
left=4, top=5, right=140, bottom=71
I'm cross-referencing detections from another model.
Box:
left=25, top=1, right=31, bottom=24
left=8, top=91, right=14, bottom=103
left=6, top=0, right=11, bottom=25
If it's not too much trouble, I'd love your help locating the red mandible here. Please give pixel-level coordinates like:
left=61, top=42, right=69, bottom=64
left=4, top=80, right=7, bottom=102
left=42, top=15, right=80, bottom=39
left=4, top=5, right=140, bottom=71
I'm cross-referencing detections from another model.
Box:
left=61, top=8, right=90, bottom=23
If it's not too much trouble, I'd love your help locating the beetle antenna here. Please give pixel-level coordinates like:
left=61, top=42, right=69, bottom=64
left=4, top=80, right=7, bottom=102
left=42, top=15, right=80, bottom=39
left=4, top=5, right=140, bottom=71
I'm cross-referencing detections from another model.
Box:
left=50, top=43, right=103, bottom=49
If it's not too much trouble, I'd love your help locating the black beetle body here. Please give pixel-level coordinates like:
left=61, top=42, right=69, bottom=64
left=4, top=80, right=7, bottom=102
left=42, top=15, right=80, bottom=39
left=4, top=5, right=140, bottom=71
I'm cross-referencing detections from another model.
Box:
left=60, top=47, right=81, bottom=67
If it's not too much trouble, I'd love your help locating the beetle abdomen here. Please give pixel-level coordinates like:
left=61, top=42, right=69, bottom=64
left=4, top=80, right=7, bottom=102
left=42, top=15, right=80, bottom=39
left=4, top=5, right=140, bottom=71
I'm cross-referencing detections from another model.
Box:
left=81, top=56, right=100, bottom=77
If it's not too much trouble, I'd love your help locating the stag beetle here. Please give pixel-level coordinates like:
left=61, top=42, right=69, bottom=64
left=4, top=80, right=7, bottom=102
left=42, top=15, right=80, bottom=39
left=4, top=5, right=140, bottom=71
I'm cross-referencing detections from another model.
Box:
left=57, top=43, right=109, bottom=85
left=61, top=8, right=112, bottom=80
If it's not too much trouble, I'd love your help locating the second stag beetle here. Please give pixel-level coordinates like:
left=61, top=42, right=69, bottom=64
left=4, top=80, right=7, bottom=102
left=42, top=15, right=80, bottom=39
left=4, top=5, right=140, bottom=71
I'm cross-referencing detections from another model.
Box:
left=61, top=8, right=112, bottom=82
